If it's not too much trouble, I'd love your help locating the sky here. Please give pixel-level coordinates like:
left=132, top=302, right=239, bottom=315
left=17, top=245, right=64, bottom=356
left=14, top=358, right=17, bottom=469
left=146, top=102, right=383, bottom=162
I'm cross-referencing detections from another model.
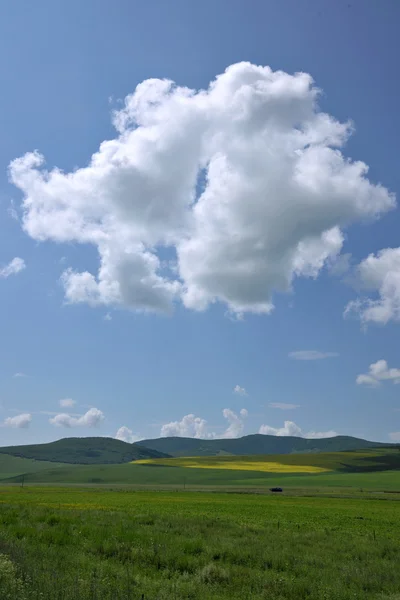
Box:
left=0, top=0, right=400, bottom=446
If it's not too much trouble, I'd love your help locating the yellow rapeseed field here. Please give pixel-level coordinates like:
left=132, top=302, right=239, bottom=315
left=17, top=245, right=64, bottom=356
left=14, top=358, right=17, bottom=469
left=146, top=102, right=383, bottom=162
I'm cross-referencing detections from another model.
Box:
left=134, top=457, right=330, bottom=473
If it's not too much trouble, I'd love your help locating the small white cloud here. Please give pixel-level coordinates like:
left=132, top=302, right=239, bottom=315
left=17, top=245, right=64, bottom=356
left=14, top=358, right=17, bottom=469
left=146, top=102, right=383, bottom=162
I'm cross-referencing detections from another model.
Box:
left=115, top=426, right=140, bottom=443
left=389, top=432, right=400, bottom=442
left=12, top=372, right=26, bottom=378
left=221, top=408, right=248, bottom=438
left=103, top=312, right=112, bottom=321
left=161, top=414, right=208, bottom=438
left=356, top=359, right=400, bottom=387
left=259, top=420, right=336, bottom=438
left=4, top=413, right=32, bottom=428
left=233, top=385, right=247, bottom=396
left=345, top=248, right=400, bottom=324
left=49, top=407, right=104, bottom=428
left=59, top=398, right=76, bottom=408
left=306, top=429, right=338, bottom=439
left=0, top=257, right=26, bottom=279
left=259, top=420, right=302, bottom=437
left=269, top=402, right=300, bottom=410
left=289, top=350, right=339, bottom=361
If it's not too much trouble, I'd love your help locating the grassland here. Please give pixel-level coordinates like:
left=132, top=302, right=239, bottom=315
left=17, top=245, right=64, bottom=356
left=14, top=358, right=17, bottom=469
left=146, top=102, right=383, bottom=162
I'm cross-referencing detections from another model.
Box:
left=135, top=456, right=330, bottom=473
left=4, top=448, right=400, bottom=492
left=135, top=448, right=400, bottom=473
left=0, top=487, right=400, bottom=599
left=0, top=454, right=65, bottom=480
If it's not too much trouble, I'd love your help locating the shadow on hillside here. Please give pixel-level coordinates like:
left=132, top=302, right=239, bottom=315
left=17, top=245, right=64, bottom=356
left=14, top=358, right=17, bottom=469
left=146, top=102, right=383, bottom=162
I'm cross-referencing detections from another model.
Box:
left=339, top=451, right=400, bottom=473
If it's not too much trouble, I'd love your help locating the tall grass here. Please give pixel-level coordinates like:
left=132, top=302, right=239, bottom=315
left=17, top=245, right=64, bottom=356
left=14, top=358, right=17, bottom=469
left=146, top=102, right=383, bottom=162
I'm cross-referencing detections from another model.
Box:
left=0, top=488, right=400, bottom=598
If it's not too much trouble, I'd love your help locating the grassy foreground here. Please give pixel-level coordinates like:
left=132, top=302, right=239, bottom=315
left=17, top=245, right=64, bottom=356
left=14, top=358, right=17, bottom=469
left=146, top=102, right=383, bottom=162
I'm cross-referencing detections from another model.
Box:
left=0, top=487, right=400, bottom=599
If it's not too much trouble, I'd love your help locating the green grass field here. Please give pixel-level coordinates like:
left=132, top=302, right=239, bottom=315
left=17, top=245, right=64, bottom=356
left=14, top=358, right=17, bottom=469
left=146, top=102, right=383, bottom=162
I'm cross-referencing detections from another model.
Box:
left=135, top=447, right=400, bottom=472
left=0, top=454, right=65, bottom=480
left=0, top=487, right=400, bottom=599
left=3, top=448, right=400, bottom=492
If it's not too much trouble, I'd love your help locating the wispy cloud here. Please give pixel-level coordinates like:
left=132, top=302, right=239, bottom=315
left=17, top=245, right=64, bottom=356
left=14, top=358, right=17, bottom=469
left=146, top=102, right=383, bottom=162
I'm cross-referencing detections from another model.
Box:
left=268, top=403, right=300, bottom=410
left=12, top=372, right=26, bottom=378
left=0, top=257, right=26, bottom=278
left=289, top=350, right=339, bottom=361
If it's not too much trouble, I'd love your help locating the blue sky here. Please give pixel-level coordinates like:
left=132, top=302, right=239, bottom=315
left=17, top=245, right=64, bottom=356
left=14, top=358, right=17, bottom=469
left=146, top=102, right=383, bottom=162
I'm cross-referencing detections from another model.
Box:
left=1, top=0, right=400, bottom=446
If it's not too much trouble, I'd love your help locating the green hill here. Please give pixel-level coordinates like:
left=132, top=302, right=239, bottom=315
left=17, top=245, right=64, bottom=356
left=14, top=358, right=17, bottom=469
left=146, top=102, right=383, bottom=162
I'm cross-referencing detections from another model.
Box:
left=0, top=437, right=169, bottom=465
left=137, top=434, right=389, bottom=457
left=3, top=448, right=400, bottom=491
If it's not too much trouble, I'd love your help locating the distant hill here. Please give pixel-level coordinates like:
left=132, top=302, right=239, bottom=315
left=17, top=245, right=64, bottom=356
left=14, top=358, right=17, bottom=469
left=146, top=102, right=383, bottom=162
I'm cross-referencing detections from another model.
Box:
left=137, top=434, right=389, bottom=457
left=3, top=448, right=400, bottom=489
left=0, top=437, right=169, bottom=465
left=0, top=435, right=390, bottom=467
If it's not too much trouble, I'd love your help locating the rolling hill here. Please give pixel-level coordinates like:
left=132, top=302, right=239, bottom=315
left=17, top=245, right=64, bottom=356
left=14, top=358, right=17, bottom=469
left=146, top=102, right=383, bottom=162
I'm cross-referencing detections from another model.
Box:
left=0, top=435, right=391, bottom=469
left=137, top=434, right=390, bottom=457
left=2, top=448, right=400, bottom=490
left=0, top=454, right=66, bottom=480
left=0, top=437, right=169, bottom=465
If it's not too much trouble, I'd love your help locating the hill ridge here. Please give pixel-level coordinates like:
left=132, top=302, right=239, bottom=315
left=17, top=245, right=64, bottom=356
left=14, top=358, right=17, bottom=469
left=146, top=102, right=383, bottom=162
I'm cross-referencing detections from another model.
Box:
left=0, top=436, right=169, bottom=465
left=0, top=434, right=392, bottom=466
left=137, top=433, right=390, bottom=458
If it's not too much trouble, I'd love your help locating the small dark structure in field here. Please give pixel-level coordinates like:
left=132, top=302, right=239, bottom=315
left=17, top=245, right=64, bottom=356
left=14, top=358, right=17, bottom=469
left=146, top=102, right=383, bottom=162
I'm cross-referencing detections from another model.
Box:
left=270, top=487, right=283, bottom=492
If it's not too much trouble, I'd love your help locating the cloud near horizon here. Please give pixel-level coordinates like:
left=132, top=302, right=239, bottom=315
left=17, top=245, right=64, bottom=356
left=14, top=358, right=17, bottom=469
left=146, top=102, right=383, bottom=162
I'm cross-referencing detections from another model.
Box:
left=49, top=407, right=104, bottom=428
left=161, top=408, right=248, bottom=439
left=9, top=62, right=394, bottom=316
left=4, top=413, right=32, bottom=428
left=115, top=426, right=140, bottom=443
left=259, top=420, right=337, bottom=439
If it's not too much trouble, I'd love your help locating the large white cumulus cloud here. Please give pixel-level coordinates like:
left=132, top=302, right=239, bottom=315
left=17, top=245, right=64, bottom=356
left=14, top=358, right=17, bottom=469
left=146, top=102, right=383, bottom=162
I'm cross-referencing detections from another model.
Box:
left=9, top=62, right=394, bottom=315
